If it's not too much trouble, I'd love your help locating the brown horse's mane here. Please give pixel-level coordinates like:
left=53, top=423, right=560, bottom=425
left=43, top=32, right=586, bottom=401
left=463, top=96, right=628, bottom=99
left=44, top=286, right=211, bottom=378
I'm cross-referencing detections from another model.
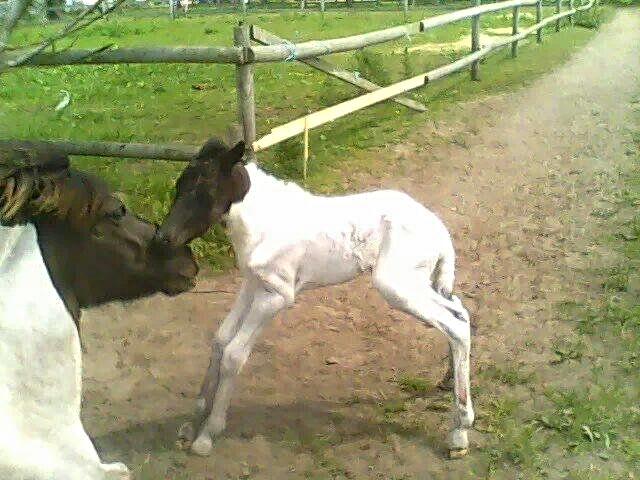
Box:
left=0, top=153, right=110, bottom=230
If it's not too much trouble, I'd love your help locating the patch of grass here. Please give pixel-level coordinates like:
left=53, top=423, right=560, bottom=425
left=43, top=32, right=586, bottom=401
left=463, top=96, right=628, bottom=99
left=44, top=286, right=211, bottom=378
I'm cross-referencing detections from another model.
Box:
left=482, top=365, right=535, bottom=386
left=382, top=400, right=407, bottom=415
left=602, top=265, right=630, bottom=292
left=397, top=375, right=433, bottom=395
left=551, top=337, right=585, bottom=364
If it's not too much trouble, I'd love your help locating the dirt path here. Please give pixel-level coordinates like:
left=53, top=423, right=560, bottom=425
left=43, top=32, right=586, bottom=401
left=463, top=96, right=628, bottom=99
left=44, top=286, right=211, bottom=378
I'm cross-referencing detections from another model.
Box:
left=81, top=10, right=640, bottom=480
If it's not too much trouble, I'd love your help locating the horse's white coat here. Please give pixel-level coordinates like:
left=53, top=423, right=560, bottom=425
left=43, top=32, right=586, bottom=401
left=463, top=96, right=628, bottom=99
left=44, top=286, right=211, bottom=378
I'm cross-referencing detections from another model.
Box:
left=0, top=224, right=129, bottom=480
left=190, top=163, right=474, bottom=456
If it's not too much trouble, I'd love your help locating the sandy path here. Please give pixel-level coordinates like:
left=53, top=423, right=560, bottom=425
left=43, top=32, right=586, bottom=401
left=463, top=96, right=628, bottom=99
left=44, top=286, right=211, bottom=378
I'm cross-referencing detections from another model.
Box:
left=81, top=10, right=640, bottom=479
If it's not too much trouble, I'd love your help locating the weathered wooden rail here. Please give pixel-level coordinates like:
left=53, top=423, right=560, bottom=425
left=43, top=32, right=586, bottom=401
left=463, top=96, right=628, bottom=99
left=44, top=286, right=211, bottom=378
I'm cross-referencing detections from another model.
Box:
left=1, top=0, right=597, bottom=169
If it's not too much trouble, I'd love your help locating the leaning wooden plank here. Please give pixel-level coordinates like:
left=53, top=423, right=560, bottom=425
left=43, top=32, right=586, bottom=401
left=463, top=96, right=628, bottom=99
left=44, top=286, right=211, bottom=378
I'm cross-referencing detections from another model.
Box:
left=1, top=46, right=245, bottom=69
left=251, top=26, right=426, bottom=112
left=253, top=74, right=427, bottom=152
left=0, top=140, right=197, bottom=161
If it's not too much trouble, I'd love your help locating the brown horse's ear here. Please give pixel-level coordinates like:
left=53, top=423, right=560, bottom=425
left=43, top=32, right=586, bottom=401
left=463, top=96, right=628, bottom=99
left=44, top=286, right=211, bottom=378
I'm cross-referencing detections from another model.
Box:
left=221, top=141, right=246, bottom=172
left=230, top=163, right=250, bottom=204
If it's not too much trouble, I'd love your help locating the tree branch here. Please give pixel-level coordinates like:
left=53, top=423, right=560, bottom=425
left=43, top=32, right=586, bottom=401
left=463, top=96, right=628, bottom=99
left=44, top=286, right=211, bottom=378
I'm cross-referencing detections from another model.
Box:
left=1, top=0, right=32, bottom=53
left=6, top=0, right=127, bottom=68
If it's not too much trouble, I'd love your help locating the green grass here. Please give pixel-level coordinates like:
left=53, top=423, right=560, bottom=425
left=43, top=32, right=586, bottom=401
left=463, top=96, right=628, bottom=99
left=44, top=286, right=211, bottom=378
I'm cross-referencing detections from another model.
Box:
left=397, top=375, right=433, bottom=395
left=1, top=6, right=608, bottom=268
left=481, top=365, right=535, bottom=386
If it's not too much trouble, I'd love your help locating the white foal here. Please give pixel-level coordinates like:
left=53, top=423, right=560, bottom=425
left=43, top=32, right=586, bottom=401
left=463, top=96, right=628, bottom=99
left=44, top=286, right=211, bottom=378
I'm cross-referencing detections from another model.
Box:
left=157, top=139, right=474, bottom=458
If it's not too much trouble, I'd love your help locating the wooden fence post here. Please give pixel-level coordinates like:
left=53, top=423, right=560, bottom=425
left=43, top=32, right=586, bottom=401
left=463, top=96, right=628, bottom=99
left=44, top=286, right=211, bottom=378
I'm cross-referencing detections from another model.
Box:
left=234, top=23, right=256, bottom=160
left=569, top=0, right=574, bottom=25
left=471, top=0, right=481, bottom=81
left=556, top=0, right=561, bottom=31
left=536, top=0, right=543, bottom=43
left=511, top=5, right=519, bottom=57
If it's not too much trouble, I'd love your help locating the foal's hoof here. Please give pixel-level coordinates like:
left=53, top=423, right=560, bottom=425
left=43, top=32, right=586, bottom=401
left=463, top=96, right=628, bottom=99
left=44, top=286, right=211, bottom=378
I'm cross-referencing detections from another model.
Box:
left=448, top=448, right=468, bottom=459
left=101, top=462, right=130, bottom=480
left=448, top=428, right=469, bottom=458
left=191, top=434, right=213, bottom=457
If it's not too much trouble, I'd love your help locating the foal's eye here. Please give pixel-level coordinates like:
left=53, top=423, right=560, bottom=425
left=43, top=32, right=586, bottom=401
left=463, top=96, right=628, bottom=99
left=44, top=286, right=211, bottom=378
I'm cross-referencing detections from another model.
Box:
left=108, top=204, right=127, bottom=221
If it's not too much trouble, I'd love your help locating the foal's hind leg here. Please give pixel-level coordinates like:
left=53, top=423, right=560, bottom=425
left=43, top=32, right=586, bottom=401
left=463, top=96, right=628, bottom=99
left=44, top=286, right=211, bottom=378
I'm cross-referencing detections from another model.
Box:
left=373, top=229, right=474, bottom=456
left=374, top=267, right=474, bottom=457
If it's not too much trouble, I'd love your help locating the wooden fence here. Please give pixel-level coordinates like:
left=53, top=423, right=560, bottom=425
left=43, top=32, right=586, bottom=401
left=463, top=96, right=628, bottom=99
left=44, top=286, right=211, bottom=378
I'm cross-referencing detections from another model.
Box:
left=0, top=0, right=597, bottom=173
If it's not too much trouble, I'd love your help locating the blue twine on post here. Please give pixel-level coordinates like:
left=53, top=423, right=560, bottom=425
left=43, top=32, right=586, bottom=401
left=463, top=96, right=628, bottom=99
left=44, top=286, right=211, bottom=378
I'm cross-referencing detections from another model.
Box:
left=282, top=40, right=298, bottom=61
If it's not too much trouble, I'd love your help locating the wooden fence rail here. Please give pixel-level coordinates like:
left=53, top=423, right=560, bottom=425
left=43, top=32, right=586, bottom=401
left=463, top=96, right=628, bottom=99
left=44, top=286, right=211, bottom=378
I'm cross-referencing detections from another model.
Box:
left=1, top=0, right=597, bottom=167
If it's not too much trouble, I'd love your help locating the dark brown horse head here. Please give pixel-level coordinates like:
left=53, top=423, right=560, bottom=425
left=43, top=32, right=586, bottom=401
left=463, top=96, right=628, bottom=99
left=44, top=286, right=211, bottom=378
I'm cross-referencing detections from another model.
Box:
left=154, top=138, right=250, bottom=249
left=0, top=146, right=199, bottom=320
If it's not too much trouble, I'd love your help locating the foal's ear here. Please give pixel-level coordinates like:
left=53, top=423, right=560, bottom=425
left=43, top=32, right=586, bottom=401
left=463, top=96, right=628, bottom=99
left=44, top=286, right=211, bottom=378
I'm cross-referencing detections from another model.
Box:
left=230, top=164, right=250, bottom=204
left=221, top=141, right=246, bottom=172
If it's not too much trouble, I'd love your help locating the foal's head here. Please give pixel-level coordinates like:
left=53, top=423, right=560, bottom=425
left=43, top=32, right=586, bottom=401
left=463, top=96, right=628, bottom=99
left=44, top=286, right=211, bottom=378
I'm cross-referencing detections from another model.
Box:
left=155, top=139, right=250, bottom=249
left=0, top=147, right=199, bottom=318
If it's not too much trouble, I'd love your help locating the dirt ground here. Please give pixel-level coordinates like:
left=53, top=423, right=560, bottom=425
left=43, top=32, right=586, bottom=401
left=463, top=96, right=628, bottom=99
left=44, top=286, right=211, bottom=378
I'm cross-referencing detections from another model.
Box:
left=81, top=10, right=640, bottom=480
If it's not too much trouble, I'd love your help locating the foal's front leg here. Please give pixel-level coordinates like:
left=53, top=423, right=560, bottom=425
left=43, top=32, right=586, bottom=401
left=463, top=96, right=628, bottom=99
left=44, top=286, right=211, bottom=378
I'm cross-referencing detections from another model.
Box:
left=178, top=281, right=255, bottom=444
left=191, top=284, right=287, bottom=456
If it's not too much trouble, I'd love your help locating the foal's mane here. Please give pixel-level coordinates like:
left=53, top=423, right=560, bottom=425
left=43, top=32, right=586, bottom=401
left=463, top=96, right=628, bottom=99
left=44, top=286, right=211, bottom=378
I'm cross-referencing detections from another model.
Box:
left=0, top=146, right=110, bottom=229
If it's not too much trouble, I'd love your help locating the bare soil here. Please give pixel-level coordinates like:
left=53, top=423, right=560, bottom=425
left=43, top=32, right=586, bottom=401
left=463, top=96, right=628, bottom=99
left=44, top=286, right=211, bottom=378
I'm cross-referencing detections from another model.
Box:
left=81, top=10, right=640, bottom=480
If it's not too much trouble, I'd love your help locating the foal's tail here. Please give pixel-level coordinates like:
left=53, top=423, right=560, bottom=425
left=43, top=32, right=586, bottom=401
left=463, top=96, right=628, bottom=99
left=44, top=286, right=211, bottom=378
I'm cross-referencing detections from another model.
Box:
left=433, top=242, right=469, bottom=322
left=433, top=241, right=456, bottom=299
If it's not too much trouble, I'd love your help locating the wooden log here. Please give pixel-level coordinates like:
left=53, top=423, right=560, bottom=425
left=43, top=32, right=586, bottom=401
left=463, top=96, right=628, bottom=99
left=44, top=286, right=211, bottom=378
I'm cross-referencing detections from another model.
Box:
left=556, top=0, right=561, bottom=31
left=251, top=1, right=538, bottom=64
left=251, top=26, right=426, bottom=112
left=234, top=24, right=256, bottom=160
left=1, top=46, right=245, bottom=69
left=511, top=5, right=520, bottom=57
left=420, top=0, right=537, bottom=31
left=250, top=22, right=421, bottom=63
left=471, top=0, right=481, bottom=81
left=536, top=0, right=543, bottom=43
left=0, top=139, right=196, bottom=161
left=253, top=73, right=428, bottom=152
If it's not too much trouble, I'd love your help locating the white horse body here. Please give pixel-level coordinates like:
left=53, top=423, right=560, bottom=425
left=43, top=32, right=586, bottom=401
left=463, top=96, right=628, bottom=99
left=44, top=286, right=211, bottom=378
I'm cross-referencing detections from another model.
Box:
left=190, top=162, right=474, bottom=458
left=228, top=163, right=456, bottom=298
left=0, top=225, right=129, bottom=480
